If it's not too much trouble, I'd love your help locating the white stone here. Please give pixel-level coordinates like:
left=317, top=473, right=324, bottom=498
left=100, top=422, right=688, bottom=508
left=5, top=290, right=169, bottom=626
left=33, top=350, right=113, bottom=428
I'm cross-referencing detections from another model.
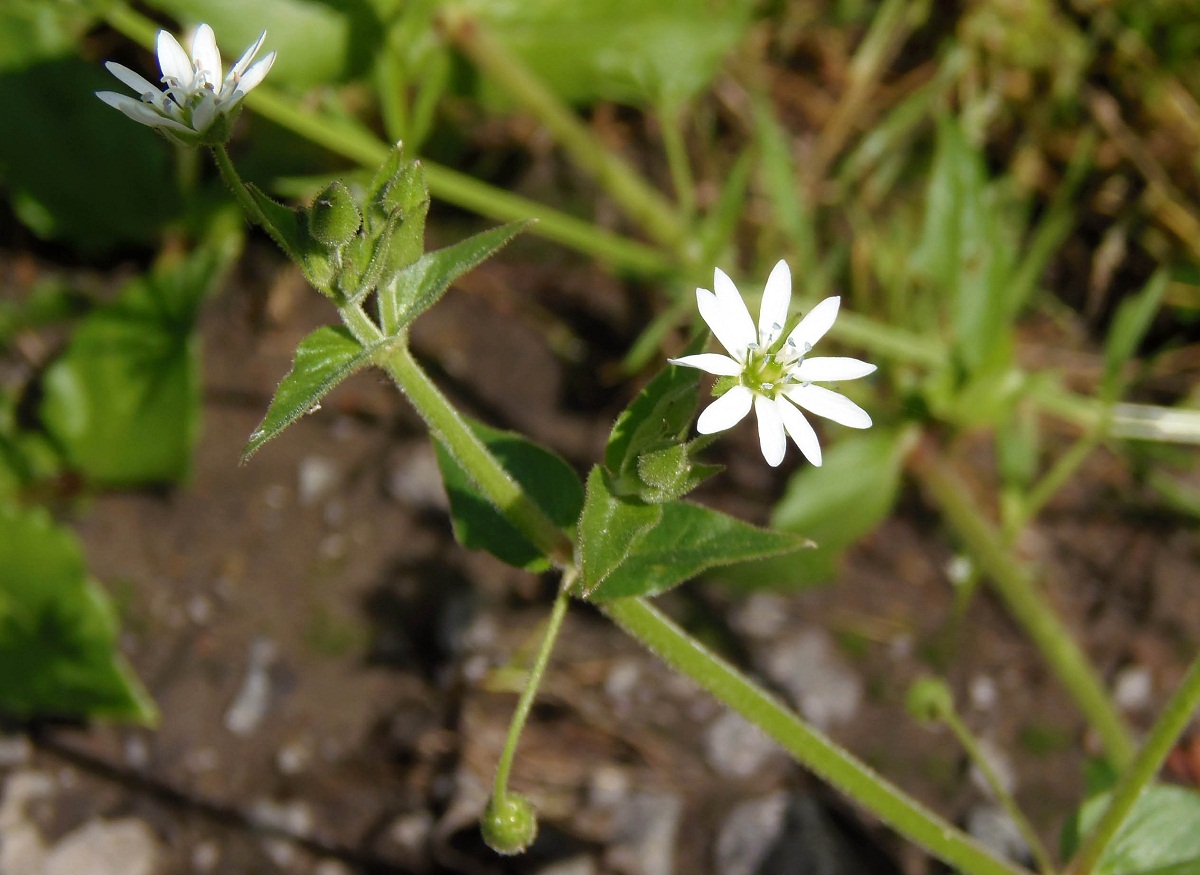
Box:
left=46, top=819, right=160, bottom=875
left=763, top=628, right=863, bottom=730
left=224, top=638, right=277, bottom=736
left=1113, top=665, right=1153, bottom=712
left=714, top=793, right=788, bottom=875
left=704, top=710, right=781, bottom=778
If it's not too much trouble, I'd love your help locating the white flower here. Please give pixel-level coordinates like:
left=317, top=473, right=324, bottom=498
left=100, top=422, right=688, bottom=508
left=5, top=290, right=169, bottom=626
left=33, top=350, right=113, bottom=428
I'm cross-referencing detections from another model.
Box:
left=96, top=24, right=275, bottom=144
left=670, top=261, right=876, bottom=467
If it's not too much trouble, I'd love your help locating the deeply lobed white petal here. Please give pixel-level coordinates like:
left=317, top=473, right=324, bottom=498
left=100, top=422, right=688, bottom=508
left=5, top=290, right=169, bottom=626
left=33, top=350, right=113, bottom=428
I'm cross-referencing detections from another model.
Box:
left=754, top=394, right=787, bottom=467
left=191, top=95, right=218, bottom=133
left=786, top=296, right=840, bottom=355
left=711, top=268, right=757, bottom=349
left=191, top=23, right=222, bottom=82
left=105, top=61, right=159, bottom=98
left=783, top=384, right=871, bottom=428
left=758, top=259, right=791, bottom=346
left=229, top=31, right=268, bottom=80
left=697, top=386, right=753, bottom=434
left=668, top=353, right=743, bottom=377
left=793, top=356, right=876, bottom=383
left=96, top=92, right=194, bottom=133
left=777, top=398, right=822, bottom=466
left=156, top=29, right=193, bottom=87
left=231, top=51, right=275, bottom=97
left=696, top=288, right=754, bottom=362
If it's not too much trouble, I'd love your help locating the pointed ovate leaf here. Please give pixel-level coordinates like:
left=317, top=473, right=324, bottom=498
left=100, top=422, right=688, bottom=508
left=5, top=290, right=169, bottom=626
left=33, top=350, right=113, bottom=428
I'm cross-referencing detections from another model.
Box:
left=40, top=248, right=227, bottom=486
left=605, top=341, right=704, bottom=483
left=242, top=326, right=386, bottom=461
left=714, top=427, right=916, bottom=589
left=577, top=466, right=662, bottom=595
left=0, top=503, right=156, bottom=723
left=585, top=499, right=812, bottom=602
left=433, top=419, right=584, bottom=572
left=379, top=221, right=528, bottom=335
left=1062, top=784, right=1200, bottom=875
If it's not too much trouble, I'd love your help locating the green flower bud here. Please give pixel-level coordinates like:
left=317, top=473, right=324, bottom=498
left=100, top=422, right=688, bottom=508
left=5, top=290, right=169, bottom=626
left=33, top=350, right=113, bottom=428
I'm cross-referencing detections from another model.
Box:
left=307, top=181, right=361, bottom=249
left=481, top=793, right=538, bottom=856
left=906, top=677, right=954, bottom=724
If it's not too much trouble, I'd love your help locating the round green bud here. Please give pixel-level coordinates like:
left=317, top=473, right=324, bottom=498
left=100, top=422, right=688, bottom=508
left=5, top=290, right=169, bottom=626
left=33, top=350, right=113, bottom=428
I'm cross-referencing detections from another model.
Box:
left=906, top=677, right=954, bottom=724
left=307, top=181, right=361, bottom=249
left=480, top=793, right=538, bottom=855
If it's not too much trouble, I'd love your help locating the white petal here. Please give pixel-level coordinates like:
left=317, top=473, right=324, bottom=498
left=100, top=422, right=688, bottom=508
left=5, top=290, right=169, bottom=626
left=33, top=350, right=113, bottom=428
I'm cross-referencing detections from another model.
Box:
left=758, top=259, right=791, bottom=345
left=697, top=287, right=754, bottom=361
left=191, top=23, right=221, bottom=81
left=696, top=386, right=753, bottom=434
left=156, top=29, right=193, bottom=86
left=785, top=296, right=840, bottom=355
left=229, top=31, right=267, bottom=80
left=755, top=394, right=787, bottom=467
left=793, top=356, right=876, bottom=382
left=104, top=62, right=160, bottom=97
left=191, top=95, right=217, bottom=132
left=777, top=398, right=822, bottom=466
left=231, top=51, right=274, bottom=97
left=784, top=384, right=872, bottom=429
left=668, top=353, right=743, bottom=376
left=712, top=268, right=757, bottom=349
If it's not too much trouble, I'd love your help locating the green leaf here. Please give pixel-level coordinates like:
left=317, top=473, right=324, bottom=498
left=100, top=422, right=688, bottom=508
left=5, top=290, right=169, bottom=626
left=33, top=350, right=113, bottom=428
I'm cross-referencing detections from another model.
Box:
left=0, top=502, right=156, bottom=723
left=1103, top=270, right=1168, bottom=401
left=1062, top=784, right=1200, bottom=875
left=914, top=115, right=1018, bottom=374
left=243, top=326, right=385, bottom=461
left=433, top=419, right=584, bottom=572
left=584, top=495, right=812, bottom=602
left=604, top=353, right=703, bottom=489
left=578, top=466, right=663, bottom=594
left=379, top=221, right=527, bottom=335
left=459, top=0, right=752, bottom=108
left=40, top=249, right=226, bottom=485
left=716, top=427, right=915, bottom=589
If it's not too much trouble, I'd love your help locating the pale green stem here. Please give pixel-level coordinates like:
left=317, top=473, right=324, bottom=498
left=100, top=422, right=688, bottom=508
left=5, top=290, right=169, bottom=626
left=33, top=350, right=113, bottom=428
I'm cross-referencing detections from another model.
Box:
left=940, top=709, right=1058, bottom=875
left=493, top=577, right=574, bottom=802
left=909, top=442, right=1136, bottom=768
left=440, top=9, right=688, bottom=256
left=1010, top=433, right=1101, bottom=539
left=211, top=144, right=296, bottom=260
left=379, top=344, right=573, bottom=567
left=660, top=106, right=696, bottom=219
left=601, top=597, right=1031, bottom=875
left=1065, top=653, right=1200, bottom=875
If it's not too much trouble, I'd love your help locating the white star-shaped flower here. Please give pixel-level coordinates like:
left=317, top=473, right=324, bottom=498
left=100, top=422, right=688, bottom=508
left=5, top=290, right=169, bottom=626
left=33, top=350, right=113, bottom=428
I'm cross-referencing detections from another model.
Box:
left=670, top=261, right=876, bottom=467
left=96, top=24, right=275, bottom=145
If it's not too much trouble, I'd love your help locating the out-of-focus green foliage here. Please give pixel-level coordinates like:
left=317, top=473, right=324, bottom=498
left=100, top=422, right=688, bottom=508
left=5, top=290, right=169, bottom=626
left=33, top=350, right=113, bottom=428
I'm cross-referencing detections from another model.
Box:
left=1063, top=784, right=1200, bottom=875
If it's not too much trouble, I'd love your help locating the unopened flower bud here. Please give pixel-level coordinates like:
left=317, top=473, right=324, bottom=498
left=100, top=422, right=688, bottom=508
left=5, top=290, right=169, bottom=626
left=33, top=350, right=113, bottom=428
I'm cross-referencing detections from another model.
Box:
left=308, top=181, right=361, bottom=249
left=481, top=793, right=538, bottom=855
left=906, top=677, right=954, bottom=724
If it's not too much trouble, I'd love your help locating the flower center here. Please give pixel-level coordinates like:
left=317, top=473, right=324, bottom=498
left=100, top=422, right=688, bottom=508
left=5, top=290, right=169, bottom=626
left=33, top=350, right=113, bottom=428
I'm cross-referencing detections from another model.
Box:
left=742, top=342, right=806, bottom=398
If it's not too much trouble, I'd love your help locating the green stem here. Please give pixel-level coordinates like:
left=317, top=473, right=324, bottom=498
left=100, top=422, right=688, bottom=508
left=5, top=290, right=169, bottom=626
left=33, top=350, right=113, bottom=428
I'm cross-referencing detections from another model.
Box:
left=440, top=10, right=688, bottom=256
left=379, top=344, right=573, bottom=567
left=1065, top=653, right=1200, bottom=875
left=941, top=710, right=1058, bottom=875
left=601, top=597, right=1031, bottom=875
left=660, top=107, right=696, bottom=219
left=211, top=144, right=294, bottom=258
left=909, top=441, right=1136, bottom=768
left=493, top=577, right=574, bottom=802
left=1013, top=433, right=1101, bottom=538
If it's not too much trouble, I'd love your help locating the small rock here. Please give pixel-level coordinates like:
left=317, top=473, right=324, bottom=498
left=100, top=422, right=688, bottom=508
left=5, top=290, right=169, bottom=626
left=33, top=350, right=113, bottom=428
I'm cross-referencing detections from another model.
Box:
left=314, top=860, right=354, bottom=875
left=969, top=675, right=998, bottom=711
left=0, top=771, right=55, bottom=875
left=535, top=855, right=597, bottom=875
left=250, top=798, right=313, bottom=868
left=388, top=810, right=433, bottom=854
left=0, top=734, right=32, bottom=767
left=705, top=710, right=782, bottom=778
left=605, top=659, right=642, bottom=707
left=763, top=628, right=863, bottom=730
left=604, top=791, right=682, bottom=875
left=586, top=766, right=630, bottom=809
left=46, top=818, right=160, bottom=875
left=191, top=839, right=221, bottom=872
left=969, top=737, right=1016, bottom=799
left=1113, top=665, right=1153, bottom=712
left=298, top=456, right=340, bottom=505
left=715, top=793, right=788, bottom=875
left=966, top=804, right=1033, bottom=865
left=388, top=444, right=447, bottom=510
left=730, top=593, right=790, bottom=640
left=276, top=736, right=315, bottom=776
left=186, top=594, right=213, bottom=625
left=225, top=638, right=278, bottom=736
left=124, top=735, right=150, bottom=770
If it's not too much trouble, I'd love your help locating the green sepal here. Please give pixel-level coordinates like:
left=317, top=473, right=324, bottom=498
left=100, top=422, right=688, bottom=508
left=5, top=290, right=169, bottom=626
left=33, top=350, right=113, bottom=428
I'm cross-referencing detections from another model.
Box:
left=379, top=221, right=528, bottom=336
left=242, top=326, right=389, bottom=461
left=433, top=418, right=584, bottom=572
